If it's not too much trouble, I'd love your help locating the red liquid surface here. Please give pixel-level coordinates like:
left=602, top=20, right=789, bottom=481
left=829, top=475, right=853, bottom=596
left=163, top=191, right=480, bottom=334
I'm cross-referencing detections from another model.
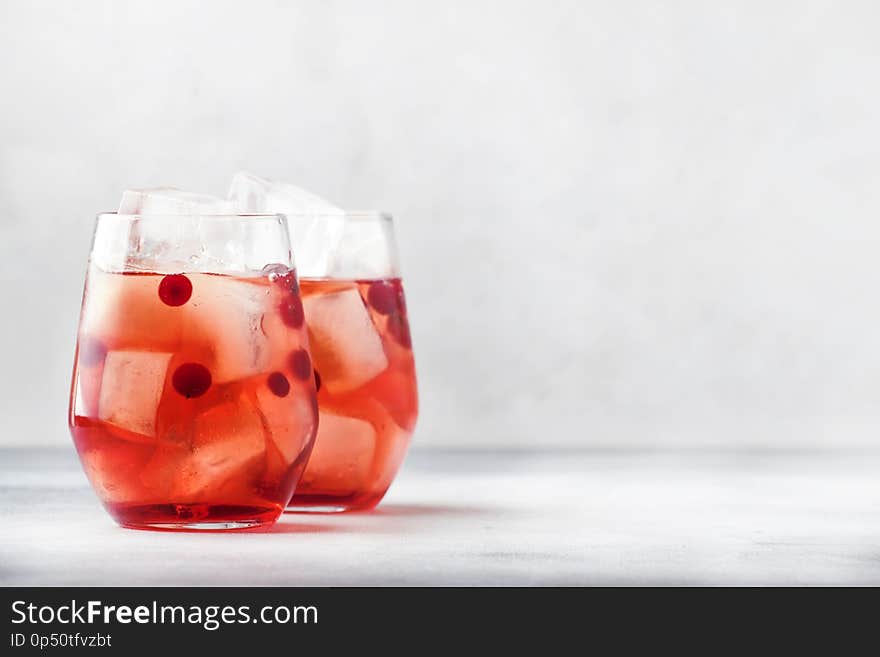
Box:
left=69, top=266, right=318, bottom=530
left=290, top=278, right=418, bottom=512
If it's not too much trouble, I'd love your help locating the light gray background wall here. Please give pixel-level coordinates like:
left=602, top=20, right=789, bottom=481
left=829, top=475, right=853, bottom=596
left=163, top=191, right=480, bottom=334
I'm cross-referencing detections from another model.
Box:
left=1, top=0, right=879, bottom=448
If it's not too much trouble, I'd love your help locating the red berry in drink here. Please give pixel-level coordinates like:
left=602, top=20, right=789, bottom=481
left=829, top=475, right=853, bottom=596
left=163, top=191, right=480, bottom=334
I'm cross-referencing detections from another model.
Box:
left=281, top=270, right=299, bottom=294
left=172, top=363, right=212, bottom=398
left=267, top=372, right=290, bottom=397
left=289, top=349, right=312, bottom=381
left=280, top=295, right=305, bottom=328
left=158, top=274, right=193, bottom=306
left=367, top=280, right=400, bottom=315
left=387, top=313, right=412, bottom=348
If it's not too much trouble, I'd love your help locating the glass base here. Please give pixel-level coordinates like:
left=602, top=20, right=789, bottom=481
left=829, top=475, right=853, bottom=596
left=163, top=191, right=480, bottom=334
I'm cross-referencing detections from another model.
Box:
left=286, top=491, right=384, bottom=514
left=107, top=502, right=281, bottom=531
left=120, top=519, right=269, bottom=531
left=284, top=504, right=349, bottom=514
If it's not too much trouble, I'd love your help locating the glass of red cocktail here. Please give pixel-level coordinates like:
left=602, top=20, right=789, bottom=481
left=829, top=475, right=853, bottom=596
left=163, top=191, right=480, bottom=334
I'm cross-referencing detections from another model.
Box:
left=69, top=212, right=318, bottom=530
left=286, top=212, right=418, bottom=512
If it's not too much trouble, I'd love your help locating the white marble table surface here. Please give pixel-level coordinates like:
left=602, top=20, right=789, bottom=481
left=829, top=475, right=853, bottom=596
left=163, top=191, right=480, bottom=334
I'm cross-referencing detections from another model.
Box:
left=2, top=447, right=879, bottom=586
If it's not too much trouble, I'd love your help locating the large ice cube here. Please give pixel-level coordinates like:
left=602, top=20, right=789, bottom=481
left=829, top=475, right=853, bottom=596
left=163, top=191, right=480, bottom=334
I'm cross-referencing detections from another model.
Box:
left=228, top=172, right=340, bottom=214
left=255, top=381, right=317, bottom=463
left=98, top=350, right=172, bottom=438
left=326, top=216, right=398, bottom=279
left=188, top=274, right=272, bottom=383
left=113, top=188, right=243, bottom=273
left=184, top=395, right=267, bottom=493
left=72, top=338, right=106, bottom=418
left=302, top=287, right=388, bottom=393
left=227, top=172, right=345, bottom=276
left=118, top=187, right=235, bottom=215
left=368, top=367, right=418, bottom=431
left=299, top=411, right=376, bottom=493
left=140, top=392, right=267, bottom=498
left=81, top=266, right=185, bottom=351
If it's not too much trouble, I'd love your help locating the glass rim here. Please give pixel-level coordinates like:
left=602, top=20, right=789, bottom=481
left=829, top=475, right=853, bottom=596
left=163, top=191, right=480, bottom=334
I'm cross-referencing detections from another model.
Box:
left=97, top=212, right=287, bottom=222
left=283, top=210, right=392, bottom=221
left=97, top=211, right=392, bottom=222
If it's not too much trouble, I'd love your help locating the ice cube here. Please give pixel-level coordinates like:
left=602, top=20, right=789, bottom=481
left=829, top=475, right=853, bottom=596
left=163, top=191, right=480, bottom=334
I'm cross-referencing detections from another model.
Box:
left=72, top=338, right=106, bottom=418
left=188, top=274, right=272, bottom=383
left=255, top=380, right=318, bottom=463
left=228, top=172, right=341, bottom=214
left=227, top=172, right=345, bottom=277
left=73, top=368, right=99, bottom=418
left=302, top=287, right=389, bottom=393
left=140, top=392, right=267, bottom=498
left=98, top=350, right=173, bottom=437
left=81, top=266, right=185, bottom=351
left=368, top=367, right=419, bottom=431
left=118, top=187, right=235, bottom=215
left=185, top=396, right=267, bottom=492
left=299, top=411, right=376, bottom=493
left=326, top=216, right=398, bottom=279
left=113, top=188, right=242, bottom=273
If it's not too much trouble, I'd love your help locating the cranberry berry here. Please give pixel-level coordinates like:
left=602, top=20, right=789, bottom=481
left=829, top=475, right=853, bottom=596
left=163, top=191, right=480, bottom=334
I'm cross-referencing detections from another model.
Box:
left=387, top=313, right=412, bottom=349
left=267, top=372, right=290, bottom=397
left=172, top=363, right=212, bottom=399
left=289, top=349, right=312, bottom=381
left=279, top=295, right=305, bottom=329
left=367, top=280, right=401, bottom=315
left=158, top=274, right=193, bottom=307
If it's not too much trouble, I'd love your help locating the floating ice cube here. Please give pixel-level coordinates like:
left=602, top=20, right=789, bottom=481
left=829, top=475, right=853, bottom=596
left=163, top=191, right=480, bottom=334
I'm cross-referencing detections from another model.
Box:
left=300, top=411, right=376, bottom=492
left=227, top=172, right=345, bottom=276
left=326, top=216, right=398, bottom=279
left=118, top=187, right=235, bottom=215
left=74, top=367, right=105, bottom=420
left=72, top=339, right=106, bottom=418
left=189, top=275, right=272, bottom=383
left=302, top=287, right=388, bottom=393
left=111, top=188, right=244, bottom=273
left=184, top=396, right=267, bottom=494
left=228, top=172, right=340, bottom=214
left=81, top=266, right=185, bottom=351
left=368, top=367, right=419, bottom=431
left=139, top=391, right=267, bottom=498
left=255, top=380, right=317, bottom=463
left=98, top=350, right=173, bottom=437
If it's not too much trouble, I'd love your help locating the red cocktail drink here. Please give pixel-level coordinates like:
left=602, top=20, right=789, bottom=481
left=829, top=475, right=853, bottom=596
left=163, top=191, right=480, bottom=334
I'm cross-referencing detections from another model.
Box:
left=69, top=212, right=317, bottom=530
left=289, top=277, right=417, bottom=512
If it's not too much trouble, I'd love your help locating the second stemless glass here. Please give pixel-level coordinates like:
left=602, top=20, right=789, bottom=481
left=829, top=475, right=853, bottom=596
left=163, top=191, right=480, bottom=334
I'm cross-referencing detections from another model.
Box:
left=68, top=213, right=318, bottom=530
left=286, top=212, right=419, bottom=512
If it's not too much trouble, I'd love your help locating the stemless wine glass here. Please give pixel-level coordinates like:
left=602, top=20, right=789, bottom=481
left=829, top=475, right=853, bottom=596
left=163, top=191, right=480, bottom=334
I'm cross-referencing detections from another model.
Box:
left=68, top=213, right=318, bottom=530
left=285, top=212, right=418, bottom=512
